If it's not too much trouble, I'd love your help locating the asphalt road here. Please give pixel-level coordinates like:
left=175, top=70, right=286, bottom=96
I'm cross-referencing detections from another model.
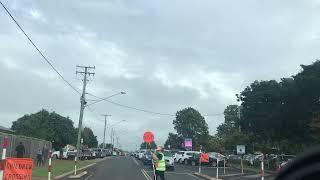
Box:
left=80, top=156, right=274, bottom=180
left=85, top=156, right=201, bottom=180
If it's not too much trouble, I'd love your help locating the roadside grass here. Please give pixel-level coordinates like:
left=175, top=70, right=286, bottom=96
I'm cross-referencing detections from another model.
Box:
left=33, top=159, right=98, bottom=177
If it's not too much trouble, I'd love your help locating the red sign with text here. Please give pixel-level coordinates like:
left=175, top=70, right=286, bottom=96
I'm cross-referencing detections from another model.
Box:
left=143, top=131, right=154, bottom=143
left=4, top=158, right=34, bottom=180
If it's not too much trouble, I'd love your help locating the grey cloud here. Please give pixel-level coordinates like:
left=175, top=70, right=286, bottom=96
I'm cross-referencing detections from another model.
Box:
left=1, top=0, right=320, bottom=150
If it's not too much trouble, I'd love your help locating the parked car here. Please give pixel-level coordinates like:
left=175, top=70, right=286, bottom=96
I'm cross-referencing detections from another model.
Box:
left=174, top=151, right=185, bottom=163
left=164, top=150, right=175, bottom=171
left=180, top=151, right=199, bottom=164
left=186, top=152, right=201, bottom=166
left=51, top=150, right=60, bottom=159
left=207, top=152, right=225, bottom=167
left=81, top=149, right=93, bottom=160
left=138, top=150, right=147, bottom=159
left=142, top=151, right=153, bottom=165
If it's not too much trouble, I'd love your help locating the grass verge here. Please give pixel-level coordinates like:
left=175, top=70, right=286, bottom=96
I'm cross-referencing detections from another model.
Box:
left=33, top=159, right=98, bottom=177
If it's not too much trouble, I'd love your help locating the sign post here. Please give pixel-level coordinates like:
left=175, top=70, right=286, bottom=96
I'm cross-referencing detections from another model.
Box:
left=261, top=154, right=264, bottom=180
left=143, top=132, right=155, bottom=179
left=216, top=154, right=220, bottom=179
left=237, top=145, right=245, bottom=174
left=198, top=146, right=202, bottom=174
left=224, top=158, right=226, bottom=174
left=0, top=136, right=8, bottom=180
left=48, top=151, right=52, bottom=180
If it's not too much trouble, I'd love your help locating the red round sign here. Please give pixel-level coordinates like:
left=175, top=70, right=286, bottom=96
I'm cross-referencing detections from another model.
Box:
left=143, top=131, right=154, bottom=143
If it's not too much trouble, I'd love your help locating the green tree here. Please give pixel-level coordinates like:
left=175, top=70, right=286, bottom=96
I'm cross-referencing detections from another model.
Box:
left=82, top=127, right=98, bottom=148
left=173, top=107, right=209, bottom=149
left=140, top=141, right=157, bottom=149
left=12, top=109, right=77, bottom=150
left=164, top=133, right=183, bottom=149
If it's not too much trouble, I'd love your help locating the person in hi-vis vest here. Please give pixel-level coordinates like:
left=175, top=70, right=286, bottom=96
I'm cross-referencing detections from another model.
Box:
left=151, top=146, right=166, bottom=180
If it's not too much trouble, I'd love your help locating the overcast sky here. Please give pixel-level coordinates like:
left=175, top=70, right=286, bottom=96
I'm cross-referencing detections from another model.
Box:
left=0, top=0, right=319, bottom=150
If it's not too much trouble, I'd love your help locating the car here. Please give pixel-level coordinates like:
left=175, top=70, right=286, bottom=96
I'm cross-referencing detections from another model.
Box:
left=174, top=151, right=185, bottom=163
left=180, top=151, right=199, bottom=164
left=163, top=150, right=175, bottom=171
left=141, top=151, right=153, bottom=165
left=51, top=150, right=60, bottom=159
left=81, top=149, right=93, bottom=160
left=186, top=152, right=201, bottom=166
left=138, top=150, right=147, bottom=159
left=207, top=152, right=225, bottom=167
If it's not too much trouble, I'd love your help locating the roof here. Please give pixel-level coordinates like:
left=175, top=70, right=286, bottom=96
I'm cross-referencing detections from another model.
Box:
left=0, top=125, right=14, bottom=133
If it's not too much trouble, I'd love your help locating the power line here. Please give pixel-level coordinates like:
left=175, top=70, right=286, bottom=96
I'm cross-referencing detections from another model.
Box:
left=87, top=92, right=223, bottom=117
left=0, top=0, right=80, bottom=95
left=86, top=92, right=176, bottom=116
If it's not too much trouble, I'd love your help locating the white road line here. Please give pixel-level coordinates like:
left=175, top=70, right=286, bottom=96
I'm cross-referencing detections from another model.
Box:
left=141, top=169, right=153, bottom=180
left=132, top=157, right=140, bottom=166
left=188, top=173, right=201, bottom=179
left=84, top=174, right=93, bottom=180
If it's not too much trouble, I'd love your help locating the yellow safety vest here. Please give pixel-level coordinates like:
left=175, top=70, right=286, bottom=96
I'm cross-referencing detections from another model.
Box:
left=156, top=152, right=166, bottom=171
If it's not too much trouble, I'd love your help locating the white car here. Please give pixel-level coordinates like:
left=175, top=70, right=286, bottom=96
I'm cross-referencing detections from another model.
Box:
left=176, top=151, right=198, bottom=164
left=163, top=150, right=175, bottom=171
left=174, top=151, right=185, bottom=163
left=138, top=150, right=147, bottom=159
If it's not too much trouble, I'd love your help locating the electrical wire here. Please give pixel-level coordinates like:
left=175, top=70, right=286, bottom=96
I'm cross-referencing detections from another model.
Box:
left=86, top=92, right=176, bottom=116
left=0, top=0, right=81, bottom=95
left=87, top=92, right=223, bottom=117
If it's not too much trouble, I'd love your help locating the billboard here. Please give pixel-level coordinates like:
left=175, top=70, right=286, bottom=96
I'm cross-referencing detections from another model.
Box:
left=184, top=138, right=192, bottom=149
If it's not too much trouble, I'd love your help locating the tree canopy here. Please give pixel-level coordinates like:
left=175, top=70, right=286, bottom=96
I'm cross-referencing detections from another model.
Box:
left=82, top=127, right=98, bottom=148
left=172, top=107, right=209, bottom=149
left=164, top=133, right=183, bottom=149
left=140, top=141, right=157, bottom=149
left=11, top=109, right=98, bottom=150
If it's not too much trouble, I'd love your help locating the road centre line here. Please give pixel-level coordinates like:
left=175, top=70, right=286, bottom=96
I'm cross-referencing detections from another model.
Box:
left=141, top=169, right=152, bottom=180
left=132, top=157, right=140, bottom=166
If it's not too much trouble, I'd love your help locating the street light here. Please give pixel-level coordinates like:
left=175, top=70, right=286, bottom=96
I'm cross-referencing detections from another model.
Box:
left=86, top=91, right=126, bottom=107
left=110, top=120, right=126, bottom=153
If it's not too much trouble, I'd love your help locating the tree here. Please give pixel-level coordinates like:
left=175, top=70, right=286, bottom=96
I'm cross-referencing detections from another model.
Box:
left=164, top=133, right=183, bottom=149
left=232, top=60, right=320, bottom=153
left=82, top=127, right=98, bottom=148
left=140, top=141, right=157, bottom=149
left=173, top=107, right=209, bottom=149
left=12, top=109, right=77, bottom=150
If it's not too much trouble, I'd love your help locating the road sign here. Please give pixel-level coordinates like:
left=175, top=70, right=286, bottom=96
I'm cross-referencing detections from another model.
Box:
left=143, top=131, right=154, bottom=143
left=237, top=145, right=245, bottom=155
left=4, top=158, right=34, bottom=180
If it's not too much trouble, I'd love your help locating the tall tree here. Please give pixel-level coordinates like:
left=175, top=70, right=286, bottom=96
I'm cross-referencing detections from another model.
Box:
left=140, top=141, right=157, bottom=149
left=173, top=107, right=209, bottom=149
left=12, top=109, right=77, bottom=150
left=82, top=127, right=98, bottom=148
left=164, top=133, right=183, bottom=149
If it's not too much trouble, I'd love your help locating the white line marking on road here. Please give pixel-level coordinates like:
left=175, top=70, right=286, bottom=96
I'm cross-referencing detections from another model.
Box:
left=84, top=174, right=93, bottom=180
left=188, top=174, right=201, bottom=179
left=132, top=157, right=140, bottom=166
left=141, top=169, right=152, bottom=180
